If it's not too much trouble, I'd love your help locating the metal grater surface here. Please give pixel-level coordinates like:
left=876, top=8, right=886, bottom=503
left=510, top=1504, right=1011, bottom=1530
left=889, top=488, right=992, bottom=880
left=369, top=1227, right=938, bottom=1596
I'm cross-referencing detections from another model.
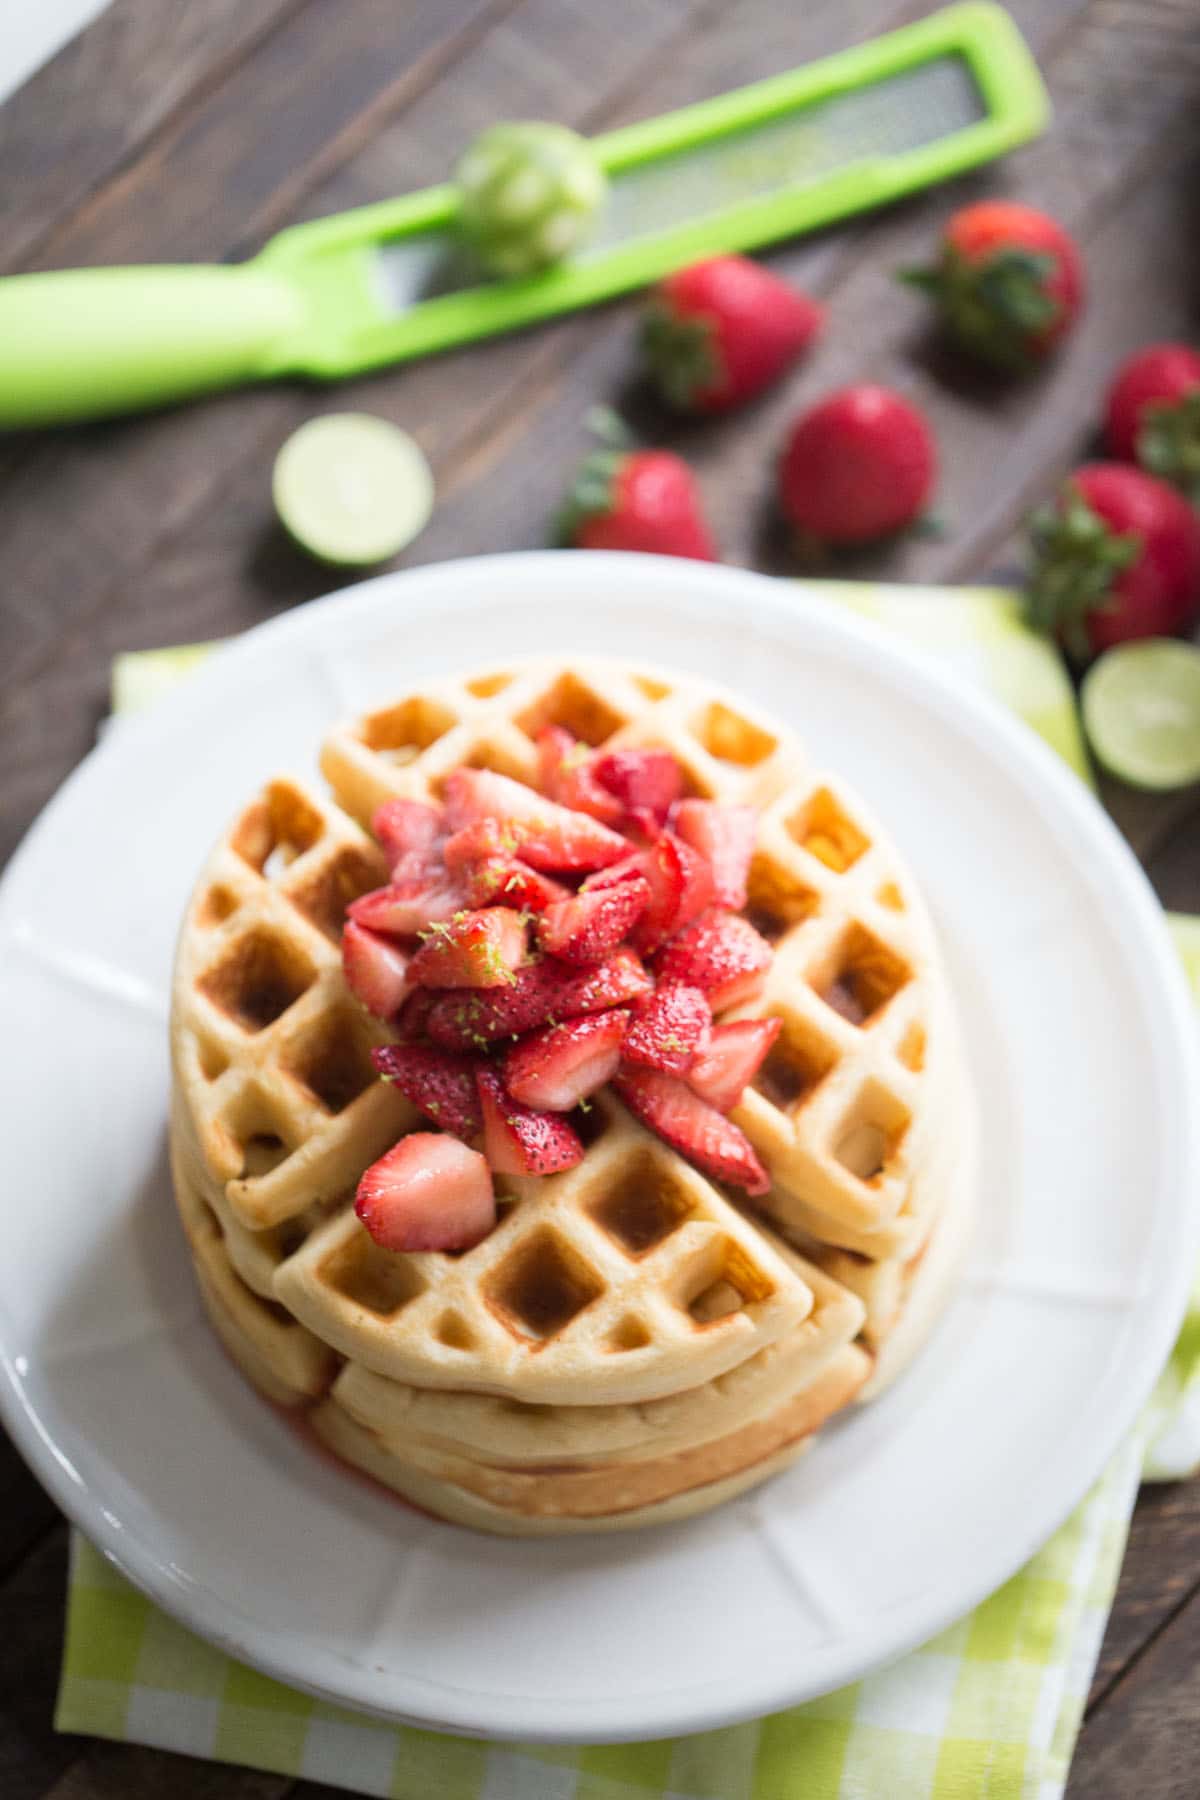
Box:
left=593, top=56, right=984, bottom=249
left=374, top=55, right=983, bottom=314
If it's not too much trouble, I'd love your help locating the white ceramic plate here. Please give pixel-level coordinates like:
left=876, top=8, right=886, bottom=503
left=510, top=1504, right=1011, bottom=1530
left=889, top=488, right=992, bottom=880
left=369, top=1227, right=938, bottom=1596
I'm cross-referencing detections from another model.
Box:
left=1, top=553, right=1197, bottom=1743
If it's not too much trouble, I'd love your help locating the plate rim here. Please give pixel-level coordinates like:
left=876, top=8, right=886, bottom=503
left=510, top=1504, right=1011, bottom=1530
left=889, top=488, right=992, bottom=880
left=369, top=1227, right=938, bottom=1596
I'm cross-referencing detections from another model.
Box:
left=2, top=549, right=1198, bottom=1743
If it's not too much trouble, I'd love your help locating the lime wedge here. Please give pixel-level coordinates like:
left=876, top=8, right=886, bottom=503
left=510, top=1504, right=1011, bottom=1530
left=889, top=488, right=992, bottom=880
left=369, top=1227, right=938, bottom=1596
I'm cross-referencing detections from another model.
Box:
left=1081, top=639, right=1200, bottom=791
left=272, top=414, right=434, bottom=566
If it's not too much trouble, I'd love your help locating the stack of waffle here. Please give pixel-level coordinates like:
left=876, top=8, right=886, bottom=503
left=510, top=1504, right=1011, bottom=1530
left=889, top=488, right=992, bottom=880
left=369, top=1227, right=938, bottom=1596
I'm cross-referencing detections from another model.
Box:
left=169, top=659, right=975, bottom=1533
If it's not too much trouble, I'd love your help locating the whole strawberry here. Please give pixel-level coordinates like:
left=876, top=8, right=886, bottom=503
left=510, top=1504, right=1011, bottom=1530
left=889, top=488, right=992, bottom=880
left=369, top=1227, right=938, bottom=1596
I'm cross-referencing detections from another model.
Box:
left=903, top=201, right=1084, bottom=370
left=1026, top=463, right=1200, bottom=660
left=641, top=255, right=823, bottom=413
left=778, top=385, right=937, bottom=545
left=558, top=436, right=716, bottom=560
left=1104, top=343, right=1200, bottom=502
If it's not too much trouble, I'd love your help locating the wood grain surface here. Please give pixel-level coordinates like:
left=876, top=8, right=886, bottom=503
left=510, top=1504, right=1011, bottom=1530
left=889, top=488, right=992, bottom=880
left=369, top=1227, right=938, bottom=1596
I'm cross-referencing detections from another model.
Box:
left=1, top=2, right=1198, bottom=1794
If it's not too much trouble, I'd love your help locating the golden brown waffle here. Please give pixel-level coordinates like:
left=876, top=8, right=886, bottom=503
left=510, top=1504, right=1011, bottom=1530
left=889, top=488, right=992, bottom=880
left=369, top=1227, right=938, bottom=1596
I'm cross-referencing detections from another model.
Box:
left=320, top=658, right=950, bottom=1252
left=173, top=1099, right=875, bottom=1527
left=319, top=661, right=798, bottom=834
left=316, top=1344, right=871, bottom=1523
left=170, top=777, right=414, bottom=1233
left=308, top=1398, right=824, bottom=1536
left=790, top=1054, right=974, bottom=1349
left=173, top=976, right=815, bottom=1408
left=174, top=1077, right=966, bottom=1434
left=329, top=1245, right=863, bottom=1467
left=168, top=657, right=974, bottom=1532
left=170, top=1114, right=336, bottom=1406
left=274, top=1089, right=814, bottom=1405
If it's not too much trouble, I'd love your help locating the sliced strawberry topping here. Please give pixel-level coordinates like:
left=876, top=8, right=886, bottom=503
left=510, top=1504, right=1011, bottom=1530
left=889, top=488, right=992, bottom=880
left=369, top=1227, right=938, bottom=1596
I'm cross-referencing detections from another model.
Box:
left=371, top=1044, right=483, bottom=1138
left=687, top=1017, right=781, bottom=1112
left=443, top=817, right=520, bottom=869
left=424, top=949, right=652, bottom=1050
left=582, top=851, right=652, bottom=891
left=654, top=908, right=773, bottom=1012
left=475, top=1067, right=585, bottom=1176
left=349, top=871, right=465, bottom=936
left=463, top=855, right=570, bottom=915
left=372, top=798, right=443, bottom=872
left=343, top=736, right=788, bottom=1204
left=393, top=987, right=438, bottom=1042
left=537, top=876, right=650, bottom=966
left=503, top=1010, right=629, bottom=1111
left=408, top=907, right=528, bottom=989
left=341, top=919, right=411, bottom=1021
left=623, top=982, right=711, bottom=1075
left=563, top=946, right=655, bottom=1014
left=673, top=800, right=758, bottom=910
left=536, top=725, right=625, bottom=824
left=442, top=768, right=628, bottom=871
left=613, top=1066, right=769, bottom=1196
left=632, top=832, right=716, bottom=954
left=424, top=961, right=565, bottom=1049
left=509, top=812, right=630, bottom=875
left=444, top=819, right=572, bottom=908
left=593, top=748, right=683, bottom=826
left=355, top=1133, right=495, bottom=1252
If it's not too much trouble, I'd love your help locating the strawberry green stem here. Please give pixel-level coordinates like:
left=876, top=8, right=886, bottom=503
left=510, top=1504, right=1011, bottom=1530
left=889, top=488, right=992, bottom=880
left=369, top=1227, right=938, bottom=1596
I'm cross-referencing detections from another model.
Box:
left=1138, top=391, right=1200, bottom=507
left=901, top=247, right=1060, bottom=370
left=1025, top=485, right=1140, bottom=660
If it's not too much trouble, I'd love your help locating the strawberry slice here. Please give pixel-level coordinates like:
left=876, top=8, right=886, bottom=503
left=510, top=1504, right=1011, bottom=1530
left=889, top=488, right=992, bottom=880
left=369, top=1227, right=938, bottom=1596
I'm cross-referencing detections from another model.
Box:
left=463, top=855, right=570, bottom=915
left=425, top=949, right=652, bottom=1050
left=444, top=818, right=570, bottom=911
left=632, top=832, right=716, bottom=954
left=349, top=871, right=465, bottom=936
left=342, top=919, right=411, bottom=1021
left=563, top=947, right=655, bottom=1015
left=371, top=1044, right=483, bottom=1138
left=355, top=1133, right=495, bottom=1252
left=537, top=875, right=650, bottom=966
left=442, top=768, right=628, bottom=872
left=443, top=768, right=549, bottom=831
left=503, top=1010, right=630, bottom=1111
left=613, top=1066, right=769, bottom=1196
left=425, top=962, right=564, bottom=1049
left=408, top=907, right=528, bottom=989
left=493, top=809, right=629, bottom=875
left=442, top=817, right=521, bottom=870
left=581, top=851, right=651, bottom=891
left=372, top=798, right=443, bottom=872
left=623, top=982, right=711, bottom=1075
left=687, top=1017, right=781, bottom=1112
left=475, top=1067, right=585, bottom=1176
left=654, top=908, right=773, bottom=1012
left=536, top=725, right=624, bottom=824
left=593, top=748, right=683, bottom=826
left=673, top=800, right=758, bottom=910
left=445, top=821, right=570, bottom=913
left=393, top=987, right=438, bottom=1042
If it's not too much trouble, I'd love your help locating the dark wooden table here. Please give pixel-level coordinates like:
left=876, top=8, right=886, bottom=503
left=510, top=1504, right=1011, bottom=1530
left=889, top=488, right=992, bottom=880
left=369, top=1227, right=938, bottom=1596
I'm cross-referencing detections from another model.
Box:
left=3, top=2, right=1200, bottom=1794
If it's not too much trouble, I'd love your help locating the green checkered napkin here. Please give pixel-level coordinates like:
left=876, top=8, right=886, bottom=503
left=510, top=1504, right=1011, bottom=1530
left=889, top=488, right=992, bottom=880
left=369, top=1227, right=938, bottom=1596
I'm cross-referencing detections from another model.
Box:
left=57, top=583, right=1200, bottom=1799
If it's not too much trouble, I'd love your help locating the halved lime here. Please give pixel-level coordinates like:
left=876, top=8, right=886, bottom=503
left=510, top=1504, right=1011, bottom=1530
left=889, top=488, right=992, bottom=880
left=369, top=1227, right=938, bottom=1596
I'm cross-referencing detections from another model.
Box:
left=272, top=414, right=434, bottom=566
left=1081, top=638, right=1200, bottom=790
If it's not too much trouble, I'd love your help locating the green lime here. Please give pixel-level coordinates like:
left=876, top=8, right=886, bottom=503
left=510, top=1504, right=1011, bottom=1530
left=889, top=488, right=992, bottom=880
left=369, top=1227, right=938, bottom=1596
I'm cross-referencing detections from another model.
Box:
left=455, top=122, right=607, bottom=279
left=272, top=414, right=434, bottom=566
left=1081, top=638, right=1200, bottom=790
left=1170, top=912, right=1200, bottom=1003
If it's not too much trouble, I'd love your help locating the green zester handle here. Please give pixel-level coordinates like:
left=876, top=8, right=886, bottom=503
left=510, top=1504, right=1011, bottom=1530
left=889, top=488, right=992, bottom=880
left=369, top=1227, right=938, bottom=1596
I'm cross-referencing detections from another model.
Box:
left=0, top=265, right=304, bottom=428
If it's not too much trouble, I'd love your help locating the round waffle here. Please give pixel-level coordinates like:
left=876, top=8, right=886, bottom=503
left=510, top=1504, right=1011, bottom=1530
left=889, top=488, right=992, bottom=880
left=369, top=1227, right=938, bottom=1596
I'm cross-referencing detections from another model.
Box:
left=309, top=1342, right=872, bottom=1531
left=307, top=1400, right=824, bottom=1537
left=169, top=657, right=976, bottom=1533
